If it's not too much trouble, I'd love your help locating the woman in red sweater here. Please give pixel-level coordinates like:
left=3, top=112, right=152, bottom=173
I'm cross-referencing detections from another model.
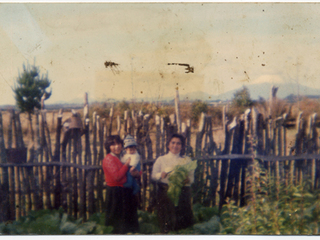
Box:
left=102, top=135, right=139, bottom=234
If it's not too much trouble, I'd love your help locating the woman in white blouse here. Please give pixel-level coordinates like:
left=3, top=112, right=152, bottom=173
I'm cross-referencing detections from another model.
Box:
left=151, top=133, right=195, bottom=233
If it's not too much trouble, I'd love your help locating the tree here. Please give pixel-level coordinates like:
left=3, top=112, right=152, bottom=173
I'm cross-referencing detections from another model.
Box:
left=191, top=100, right=208, bottom=125
left=12, top=63, right=52, bottom=157
left=232, top=86, right=253, bottom=108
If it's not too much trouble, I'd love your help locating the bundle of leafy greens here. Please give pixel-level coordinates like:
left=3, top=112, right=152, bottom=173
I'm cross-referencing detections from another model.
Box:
left=167, top=160, right=197, bottom=206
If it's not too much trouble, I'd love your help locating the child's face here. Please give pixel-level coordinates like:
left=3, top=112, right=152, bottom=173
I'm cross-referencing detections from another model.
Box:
left=126, top=146, right=136, bottom=154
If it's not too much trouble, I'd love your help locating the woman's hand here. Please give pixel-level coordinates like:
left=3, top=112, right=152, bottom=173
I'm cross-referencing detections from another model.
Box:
left=161, top=171, right=168, bottom=179
left=125, top=157, right=131, bottom=167
left=130, top=167, right=140, bottom=177
left=183, top=177, right=190, bottom=185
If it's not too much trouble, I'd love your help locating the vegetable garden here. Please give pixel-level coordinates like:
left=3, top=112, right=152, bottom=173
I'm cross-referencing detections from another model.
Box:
left=1, top=92, right=320, bottom=234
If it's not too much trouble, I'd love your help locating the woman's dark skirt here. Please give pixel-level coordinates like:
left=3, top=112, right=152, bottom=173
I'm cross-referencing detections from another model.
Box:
left=105, top=186, right=139, bottom=234
left=156, top=183, right=194, bottom=233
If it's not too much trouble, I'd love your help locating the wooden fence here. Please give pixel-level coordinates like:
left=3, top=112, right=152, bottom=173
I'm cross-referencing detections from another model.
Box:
left=0, top=97, right=320, bottom=223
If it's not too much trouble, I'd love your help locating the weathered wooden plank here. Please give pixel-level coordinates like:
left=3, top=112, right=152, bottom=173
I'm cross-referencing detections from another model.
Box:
left=9, top=166, right=16, bottom=220
left=71, top=167, right=77, bottom=217
left=160, top=116, right=165, bottom=155
left=219, top=116, right=236, bottom=209
left=92, top=112, right=97, bottom=166
left=32, top=111, right=41, bottom=210
left=98, top=117, right=104, bottom=162
left=45, top=165, right=52, bottom=209
left=109, top=105, right=114, bottom=136
left=16, top=166, right=21, bottom=218
left=195, top=112, right=206, bottom=158
left=12, top=110, right=18, bottom=149
left=0, top=111, right=10, bottom=222
left=226, top=117, right=245, bottom=205
left=61, top=164, right=68, bottom=212
left=87, top=169, right=95, bottom=215
left=7, top=110, right=13, bottom=149
left=116, top=115, right=121, bottom=136
left=174, top=89, right=181, bottom=134
left=67, top=155, right=72, bottom=216
left=72, top=131, right=79, bottom=218
left=16, top=112, right=24, bottom=149
left=78, top=166, right=84, bottom=219
left=20, top=167, right=27, bottom=216
left=124, top=111, right=128, bottom=136
left=23, top=166, right=33, bottom=211
left=155, top=115, right=161, bottom=158
left=79, top=168, right=87, bottom=221
left=53, top=110, right=62, bottom=209
left=97, top=169, right=104, bottom=212
left=45, top=120, right=53, bottom=162
left=85, top=118, right=92, bottom=165
left=166, top=113, right=176, bottom=141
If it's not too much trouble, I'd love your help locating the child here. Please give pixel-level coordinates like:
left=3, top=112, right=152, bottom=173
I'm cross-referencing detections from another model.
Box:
left=121, top=135, right=141, bottom=195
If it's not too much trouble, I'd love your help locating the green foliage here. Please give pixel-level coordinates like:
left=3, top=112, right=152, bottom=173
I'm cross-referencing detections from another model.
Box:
left=232, top=86, right=253, bottom=107
left=0, top=208, right=113, bottom=235
left=13, top=63, right=52, bottom=114
left=137, top=210, right=160, bottom=234
left=191, top=100, right=208, bottom=124
left=193, top=215, right=222, bottom=234
left=167, top=160, right=198, bottom=206
left=220, top=159, right=320, bottom=235
left=156, top=104, right=175, bottom=117
left=2, top=159, right=320, bottom=235
left=192, top=203, right=219, bottom=223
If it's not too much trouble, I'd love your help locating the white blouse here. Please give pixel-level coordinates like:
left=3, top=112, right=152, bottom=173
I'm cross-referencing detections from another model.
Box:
left=151, top=151, right=195, bottom=186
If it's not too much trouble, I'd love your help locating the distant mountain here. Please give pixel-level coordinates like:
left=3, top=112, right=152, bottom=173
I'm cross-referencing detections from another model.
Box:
left=215, top=82, right=320, bottom=101
left=179, top=91, right=218, bottom=101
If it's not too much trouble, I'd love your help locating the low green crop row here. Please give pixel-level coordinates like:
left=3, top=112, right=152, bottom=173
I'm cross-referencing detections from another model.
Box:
left=2, top=159, right=320, bottom=235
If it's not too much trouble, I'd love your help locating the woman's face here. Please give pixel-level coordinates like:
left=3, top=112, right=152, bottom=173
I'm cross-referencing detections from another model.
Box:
left=110, top=142, right=122, bottom=156
left=168, top=137, right=182, bottom=155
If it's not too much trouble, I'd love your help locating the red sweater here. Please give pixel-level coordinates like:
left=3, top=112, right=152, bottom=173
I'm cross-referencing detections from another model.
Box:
left=102, top=153, right=129, bottom=187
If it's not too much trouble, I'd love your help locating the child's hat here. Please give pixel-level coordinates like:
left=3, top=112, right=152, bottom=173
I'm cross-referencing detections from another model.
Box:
left=124, top=135, right=137, bottom=148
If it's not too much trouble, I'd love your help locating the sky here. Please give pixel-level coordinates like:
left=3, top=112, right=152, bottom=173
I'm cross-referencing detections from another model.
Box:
left=1, top=2, right=320, bottom=105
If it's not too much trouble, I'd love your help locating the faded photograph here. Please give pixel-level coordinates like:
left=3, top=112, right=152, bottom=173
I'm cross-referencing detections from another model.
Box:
left=0, top=2, right=320, bottom=235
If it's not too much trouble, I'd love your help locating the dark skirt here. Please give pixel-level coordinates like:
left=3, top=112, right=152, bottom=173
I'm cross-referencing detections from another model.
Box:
left=156, top=183, right=194, bottom=233
left=105, top=186, right=139, bottom=234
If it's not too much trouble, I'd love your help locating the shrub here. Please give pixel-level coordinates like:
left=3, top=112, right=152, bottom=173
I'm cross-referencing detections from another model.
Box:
left=191, top=100, right=208, bottom=125
left=220, top=158, right=320, bottom=235
left=0, top=208, right=113, bottom=235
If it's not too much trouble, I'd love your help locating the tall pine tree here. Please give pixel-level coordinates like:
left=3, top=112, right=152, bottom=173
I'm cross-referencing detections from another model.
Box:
left=13, top=63, right=52, bottom=160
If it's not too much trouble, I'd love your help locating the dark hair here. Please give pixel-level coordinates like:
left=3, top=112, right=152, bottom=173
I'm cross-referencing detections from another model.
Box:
left=166, top=133, right=186, bottom=156
left=104, top=135, right=123, bottom=154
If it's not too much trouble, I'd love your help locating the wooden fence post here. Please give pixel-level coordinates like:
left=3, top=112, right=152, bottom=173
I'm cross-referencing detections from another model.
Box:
left=92, top=112, right=97, bottom=166
left=193, top=113, right=206, bottom=204
left=124, top=110, right=128, bottom=136
left=219, top=116, right=236, bottom=209
left=16, top=112, right=24, bottom=149
left=160, top=116, right=165, bottom=155
left=195, top=112, right=206, bottom=158
left=109, top=105, right=114, bottom=135
left=116, top=115, right=121, bottom=136
left=295, top=111, right=305, bottom=185
left=240, top=109, right=251, bottom=206
left=225, top=116, right=244, bottom=205
left=155, top=115, right=161, bottom=158
left=175, top=89, right=181, bottom=134
left=0, top=111, right=10, bottom=222
left=7, top=110, right=13, bottom=149
left=53, top=109, right=63, bottom=210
